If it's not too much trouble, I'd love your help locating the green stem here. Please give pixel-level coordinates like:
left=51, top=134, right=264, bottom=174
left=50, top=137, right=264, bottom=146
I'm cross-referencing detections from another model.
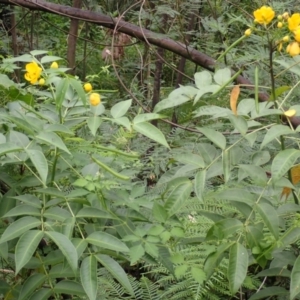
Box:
left=216, top=35, right=247, bottom=63
left=269, top=40, right=299, bottom=204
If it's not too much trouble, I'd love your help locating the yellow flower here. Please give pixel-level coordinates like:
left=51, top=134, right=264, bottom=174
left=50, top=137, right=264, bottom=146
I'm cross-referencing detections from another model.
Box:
left=84, top=83, right=92, bottom=92
left=288, top=13, right=300, bottom=31
left=39, top=78, right=45, bottom=85
left=283, top=35, right=290, bottom=42
left=89, top=93, right=101, bottom=106
left=244, top=29, right=252, bottom=37
left=284, top=109, right=297, bottom=118
left=50, top=61, right=58, bottom=69
left=287, top=42, right=300, bottom=56
left=253, top=6, right=275, bottom=25
left=24, top=61, right=42, bottom=84
left=294, top=28, right=300, bottom=42
left=277, top=22, right=283, bottom=28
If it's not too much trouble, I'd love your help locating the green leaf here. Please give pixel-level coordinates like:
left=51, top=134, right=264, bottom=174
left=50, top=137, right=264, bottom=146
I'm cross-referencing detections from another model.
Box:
left=228, top=115, right=248, bottom=135
left=204, top=243, right=233, bottom=278
left=191, top=267, right=206, bottom=284
left=53, top=280, right=85, bottom=295
left=41, top=55, right=62, bottom=64
left=30, top=50, right=48, bottom=56
left=281, top=227, right=300, bottom=247
left=86, top=231, right=129, bottom=252
left=194, top=169, right=206, bottom=202
left=228, top=242, right=248, bottom=294
left=194, top=85, right=220, bottom=104
left=73, top=238, right=88, bottom=258
left=248, top=287, right=288, bottom=300
left=193, top=105, right=230, bottom=118
left=91, top=156, right=130, bottom=180
left=255, top=202, right=279, bottom=239
left=4, top=204, right=40, bottom=217
left=197, top=127, right=226, bottom=150
left=15, top=230, right=44, bottom=274
left=173, top=153, right=205, bottom=168
left=45, top=231, right=78, bottom=272
left=271, top=149, right=300, bottom=182
left=69, top=78, right=87, bottom=106
left=164, top=179, right=192, bottom=217
left=129, top=244, right=145, bottom=264
left=0, top=216, right=41, bottom=243
left=252, top=151, right=271, bottom=166
left=111, top=99, right=132, bottom=118
left=95, top=254, right=134, bottom=296
left=76, top=207, right=116, bottom=219
left=214, top=68, right=231, bottom=85
left=238, top=165, right=268, bottom=184
left=152, top=202, right=168, bottom=223
left=222, top=149, right=231, bottom=183
left=44, top=207, right=72, bottom=221
left=215, top=189, right=256, bottom=203
left=25, top=149, right=48, bottom=185
left=29, top=288, right=52, bottom=300
left=268, top=86, right=291, bottom=101
left=80, top=255, right=97, bottom=300
left=133, top=113, right=166, bottom=124
left=256, top=268, right=291, bottom=278
left=18, top=273, right=47, bottom=300
left=87, top=116, right=102, bottom=136
left=261, top=125, right=294, bottom=149
left=133, top=122, right=169, bottom=148
left=36, top=131, right=71, bottom=154
left=206, top=218, right=243, bottom=240
left=0, top=142, right=22, bottom=156
left=5, top=116, right=36, bottom=135
left=0, top=74, right=16, bottom=88
left=108, top=116, right=131, bottom=130
left=194, top=70, right=212, bottom=88
left=175, top=264, right=189, bottom=278
left=153, top=86, right=198, bottom=112
left=55, top=78, right=69, bottom=110
left=291, top=255, right=300, bottom=299
left=44, top=124, right=74, bottom=135
left=49, top=263, right=77, bottom=278
left=275, top=58, right=300, bottom=76
left=0, top=242, right=8, bottom=260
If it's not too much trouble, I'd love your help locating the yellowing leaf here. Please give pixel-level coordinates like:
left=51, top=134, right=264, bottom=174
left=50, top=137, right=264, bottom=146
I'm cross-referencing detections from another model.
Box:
left=281, top=186, right=291, bottom=199
left=281, top=164, right=300, bottom=199
left=230, top=85, right=240, bottom=116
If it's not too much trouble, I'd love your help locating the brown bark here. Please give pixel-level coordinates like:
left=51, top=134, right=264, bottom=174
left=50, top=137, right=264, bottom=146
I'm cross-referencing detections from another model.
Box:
left=67, top=0, right=81, bottom=74
left=1, top=0, right=300, bottom=128
left=10, top=5, right=19, bottom=81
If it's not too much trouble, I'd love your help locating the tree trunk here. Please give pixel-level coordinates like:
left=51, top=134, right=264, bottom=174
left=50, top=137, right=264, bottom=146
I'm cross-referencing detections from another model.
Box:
left=67, top=0, right=81, bottom=75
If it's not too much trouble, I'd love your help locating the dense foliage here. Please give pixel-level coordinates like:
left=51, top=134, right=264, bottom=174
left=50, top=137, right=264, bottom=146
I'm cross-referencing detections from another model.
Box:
left=2, top=1, right=300, bottom=300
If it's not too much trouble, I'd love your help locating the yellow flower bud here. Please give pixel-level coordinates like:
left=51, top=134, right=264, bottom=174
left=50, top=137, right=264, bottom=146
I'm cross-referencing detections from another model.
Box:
left=277, top=42, right=283, bottom=52
left=284, top=109, right=297, bottom=118
left=39, top=78, right=45, bottom=85
left=50, top=62, right=58, bottom=69
left=84, top=83, right=92, bottom=92
left=282, top=12, right=289, bottom=20
left=283, top=35, right=290, bottom=42
left=277, top=22, right=283, bottom=28
left=277, top=15, right=283, bottom=21
left=89, top=93, right=101, bottom=106
left=287, top=42, right=300, bottom=56
left=244, top=29, right=252, bottom=37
